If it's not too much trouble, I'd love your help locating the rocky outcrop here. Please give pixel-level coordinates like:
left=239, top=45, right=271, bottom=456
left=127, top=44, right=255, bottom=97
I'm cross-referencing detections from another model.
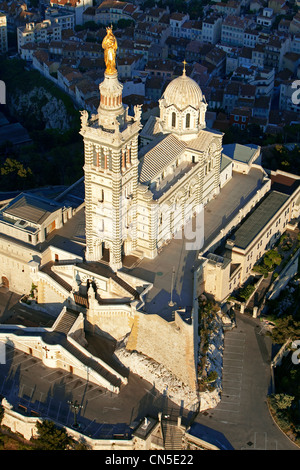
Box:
left=9, top=87, right=72, bottom=131
left=115, top=346, right=199, bottom=411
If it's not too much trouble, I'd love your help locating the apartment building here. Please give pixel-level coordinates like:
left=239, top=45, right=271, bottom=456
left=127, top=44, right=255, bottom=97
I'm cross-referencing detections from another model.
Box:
left=94, top=0, right=140, bottom=26
left=290, top=34, right=300, bottom=55
left=213, top=0, right=241, bottom=17
left=243, top=29, right=259, bottom=48
left=263, top=35, right=290, bottom=72
left=134, top=22, right=171, bottom=46
left=251, top=44, right=265, bottom=67
left=221, top=16, right=250, bottom=47
left=17, top=20, right=61, bottom=53
left=230, top=107, right=252, bottom=129
left=248, top=67, right=275, bottom=96
left=202, top=15, right=222, bottom=44
left=144, top=7, right=170, bottom=24
left=45, top=7, right=75, bottom=31
left=223, top=81, right=240, bottom=112
left=169, top=12, right=189, bottom=37
left=180, top=20, right=202, bottom=41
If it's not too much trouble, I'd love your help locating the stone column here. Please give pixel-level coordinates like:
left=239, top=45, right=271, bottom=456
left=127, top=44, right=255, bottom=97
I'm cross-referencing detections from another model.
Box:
left=130, top=136, right=139, bottom=252
left=111, top=149, right=122, bottom=271
left=84, top=141, right=95, bottom=261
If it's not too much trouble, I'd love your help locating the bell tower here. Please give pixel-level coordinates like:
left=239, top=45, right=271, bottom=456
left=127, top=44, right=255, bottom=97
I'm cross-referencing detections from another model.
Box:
left=80, top=26, right=142, bottom=272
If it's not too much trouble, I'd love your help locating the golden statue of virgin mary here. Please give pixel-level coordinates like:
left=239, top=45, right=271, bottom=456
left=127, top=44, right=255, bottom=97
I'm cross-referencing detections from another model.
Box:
left=102, top=26, right=118, bottom=75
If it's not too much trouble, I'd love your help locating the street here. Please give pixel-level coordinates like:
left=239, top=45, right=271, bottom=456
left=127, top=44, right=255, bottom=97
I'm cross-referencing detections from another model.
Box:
left=194, top=313, right=299, bottom=450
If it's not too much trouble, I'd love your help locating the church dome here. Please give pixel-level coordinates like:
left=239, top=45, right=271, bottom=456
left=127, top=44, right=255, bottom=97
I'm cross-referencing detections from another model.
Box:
left=162, top=70, right=204, bottom=110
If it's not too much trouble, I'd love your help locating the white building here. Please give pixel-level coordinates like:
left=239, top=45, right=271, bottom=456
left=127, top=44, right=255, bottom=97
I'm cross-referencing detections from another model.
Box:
left=49, top=0, right=93, bottom=25
left=45, top=7, right=75, bottom=31
left=249, top=67, right=275, bottom=96
left=17, top=20, right=61, bottom=53
left=169, top=12, right=190, bottom=38
left=202, top=15, right=222, bottom=44
left=257, top=7, right=275, bottom=28
left=221, top=16, right=250, bottom=47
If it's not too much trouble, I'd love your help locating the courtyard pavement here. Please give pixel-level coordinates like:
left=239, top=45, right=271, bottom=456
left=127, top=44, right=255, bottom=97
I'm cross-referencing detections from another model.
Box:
left=0, top=294, right=194, bottom=440
left=0, top=291, right=195, bottom=439
left=0, top=294, right=298, bottom=450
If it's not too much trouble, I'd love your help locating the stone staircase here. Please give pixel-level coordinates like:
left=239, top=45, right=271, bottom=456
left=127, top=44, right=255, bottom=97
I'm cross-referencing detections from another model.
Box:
left=44, top=308, right=123, bottom=390
left=62, top=339, right=122, bottom=389
left=73, top=292, right=89, bottom=308
left=162, top=422, right=183, bottom=450
left=53, top=309, right=78, bottom=335
left=112, top=273, right=140, bottom=300
left=40, top=262, right=72, bottom=293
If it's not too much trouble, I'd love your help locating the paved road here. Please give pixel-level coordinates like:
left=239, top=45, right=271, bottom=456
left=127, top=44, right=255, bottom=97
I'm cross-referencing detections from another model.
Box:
left=195, top=313, right=299, bottom=450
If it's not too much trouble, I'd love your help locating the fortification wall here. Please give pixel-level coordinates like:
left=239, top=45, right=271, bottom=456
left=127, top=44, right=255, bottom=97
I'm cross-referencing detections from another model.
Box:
left=126, top=311, right=197, bottom=391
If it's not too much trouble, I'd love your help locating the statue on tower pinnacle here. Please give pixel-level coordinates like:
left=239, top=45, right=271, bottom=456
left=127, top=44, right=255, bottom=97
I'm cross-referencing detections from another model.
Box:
left=102, top=26, right=118, bottom=75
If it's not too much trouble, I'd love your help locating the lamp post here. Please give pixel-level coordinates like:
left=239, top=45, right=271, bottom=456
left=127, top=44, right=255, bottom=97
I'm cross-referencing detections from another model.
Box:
left=169, top=266, right=175, bottom=307
left=68, top=400, right=82, bottom=429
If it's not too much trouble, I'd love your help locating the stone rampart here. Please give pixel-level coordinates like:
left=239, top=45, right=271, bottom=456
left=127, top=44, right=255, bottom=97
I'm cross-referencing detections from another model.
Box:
left=126, top=311, right=197, bottom=391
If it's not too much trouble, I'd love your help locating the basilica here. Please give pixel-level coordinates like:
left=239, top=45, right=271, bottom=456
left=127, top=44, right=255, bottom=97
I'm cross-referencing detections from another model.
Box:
left=0, top=28, right=300, bottom=406
left=81, top=27, right=224, bottom=271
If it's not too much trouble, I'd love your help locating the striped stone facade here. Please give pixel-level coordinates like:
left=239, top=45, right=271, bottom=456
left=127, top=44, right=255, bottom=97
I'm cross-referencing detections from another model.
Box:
left=81, top=66, right=223, bottom=270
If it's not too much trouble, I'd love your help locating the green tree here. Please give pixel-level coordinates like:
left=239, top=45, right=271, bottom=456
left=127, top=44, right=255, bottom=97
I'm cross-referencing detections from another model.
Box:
left=0, top=158, right=32, bottom=178
left=238, top=283, right=255, bottom=301
left=270, top=316, right=300, bottom=344
left=32, top=420, right=73, bottom=450
left=263, top=249, right=282, bottom=270
left=270, top=393, right=294, bottom=411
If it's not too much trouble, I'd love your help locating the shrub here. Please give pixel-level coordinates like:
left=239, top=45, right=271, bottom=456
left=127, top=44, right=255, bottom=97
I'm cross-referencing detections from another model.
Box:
left=32, top=420, right=73, bottom=450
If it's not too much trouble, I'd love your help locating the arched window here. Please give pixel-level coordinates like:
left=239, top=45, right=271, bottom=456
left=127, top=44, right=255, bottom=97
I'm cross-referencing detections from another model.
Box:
left=172, top=112, right=176, bottom=128
left=186, top=113, right=190, bottom=128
